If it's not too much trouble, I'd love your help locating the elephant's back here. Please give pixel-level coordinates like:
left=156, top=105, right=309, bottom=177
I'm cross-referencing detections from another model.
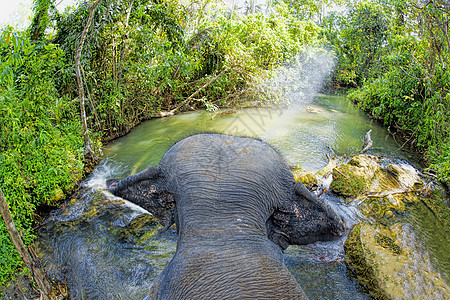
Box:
left=160, top=133, right=293, bottom=187
left=159, top=134, right=295, bottom=221
left=162, top=133, right=284, bottom=163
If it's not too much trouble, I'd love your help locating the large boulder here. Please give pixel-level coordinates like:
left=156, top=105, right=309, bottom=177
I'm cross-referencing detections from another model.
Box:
left=330, top=155, right=379, bottom=197
left=330, top=155, right=424, bottom=199
left=329, top=156, right=425, bottom=222
left=344, top=222, right=449, bottom=299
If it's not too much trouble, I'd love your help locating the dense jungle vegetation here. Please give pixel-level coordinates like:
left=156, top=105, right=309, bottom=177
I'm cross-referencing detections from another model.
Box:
left=0, top=0, right=449, bottom=294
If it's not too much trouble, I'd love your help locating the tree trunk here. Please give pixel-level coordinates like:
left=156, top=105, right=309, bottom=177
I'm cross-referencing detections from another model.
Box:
left=75, top=0, right=102, bottom=157
left=0, top=187, right=53, bottom=299
left=117, top=0, right=135, bottom=88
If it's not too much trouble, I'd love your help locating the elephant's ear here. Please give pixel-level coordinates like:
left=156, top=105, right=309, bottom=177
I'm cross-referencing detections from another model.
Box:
left=267, top=182, right=347, bottom=250
left=107, top=166, right=177, bottom=233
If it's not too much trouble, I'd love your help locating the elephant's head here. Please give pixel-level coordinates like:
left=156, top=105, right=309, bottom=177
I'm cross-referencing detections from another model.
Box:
left=107, top=134, right=348, bottom=249
left=107, top=167, right=347, bottom=250
left=106, top=166, right=177, bottom=232
left=267, top=181, right=348, bottom=250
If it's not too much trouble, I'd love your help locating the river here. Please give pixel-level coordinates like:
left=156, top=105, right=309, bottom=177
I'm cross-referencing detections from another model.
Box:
left=36, top=94, right=448, bottom=299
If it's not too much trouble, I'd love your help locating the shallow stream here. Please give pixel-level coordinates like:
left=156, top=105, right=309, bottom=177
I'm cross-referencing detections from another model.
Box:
left=36, top=94, right=448, bottom=299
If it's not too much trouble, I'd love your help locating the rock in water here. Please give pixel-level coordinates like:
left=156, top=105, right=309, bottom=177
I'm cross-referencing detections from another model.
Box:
left=330, top=155, right=379, bottom=197
left=344, top=222, right=449, bottom=299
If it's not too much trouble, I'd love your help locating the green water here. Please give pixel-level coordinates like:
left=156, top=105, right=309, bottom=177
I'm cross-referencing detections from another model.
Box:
left=104, top=94, right=404, bottom=177
left=36, top=94, right=448, bottom=299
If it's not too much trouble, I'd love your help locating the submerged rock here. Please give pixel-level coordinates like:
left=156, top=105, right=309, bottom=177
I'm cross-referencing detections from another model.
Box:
left=344, top=222, right=449, bottom=300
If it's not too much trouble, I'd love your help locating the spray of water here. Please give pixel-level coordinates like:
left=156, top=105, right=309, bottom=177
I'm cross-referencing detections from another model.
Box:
left=222, top=47, right=335, bottom=138
left=263, top=47, right=335, bottom=108
left=260, top=48, right=335, bottom=143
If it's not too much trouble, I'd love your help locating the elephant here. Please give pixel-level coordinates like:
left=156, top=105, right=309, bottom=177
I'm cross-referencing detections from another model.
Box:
left=107, top=133, right=348, bottom=299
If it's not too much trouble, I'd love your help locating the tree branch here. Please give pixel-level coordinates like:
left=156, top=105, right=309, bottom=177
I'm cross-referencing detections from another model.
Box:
left=0, top=187, right=53, bottom=299
left=168, top=67, right=229, bottom=115
left=75, top=0, right=102, bottom=157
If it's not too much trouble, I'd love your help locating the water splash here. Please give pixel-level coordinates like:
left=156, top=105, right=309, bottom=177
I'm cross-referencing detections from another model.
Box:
left=263, top=48, right=335, bottom=108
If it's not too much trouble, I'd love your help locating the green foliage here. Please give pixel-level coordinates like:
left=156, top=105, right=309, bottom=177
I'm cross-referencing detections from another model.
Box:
left=0, top=27, right=84, bottom=284
left=29, top=0, right=58, bottom=41
left=326, top=0, right=450, bottom=184
left=52, top=0, right=194, bottom=138
left=324, top=1, right=388, bottom=87
left=194, top=11, right=324, bottom=103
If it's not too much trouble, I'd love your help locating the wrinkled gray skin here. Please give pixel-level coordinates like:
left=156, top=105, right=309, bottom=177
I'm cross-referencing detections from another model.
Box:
left=107, top=133, right=347, bottom=299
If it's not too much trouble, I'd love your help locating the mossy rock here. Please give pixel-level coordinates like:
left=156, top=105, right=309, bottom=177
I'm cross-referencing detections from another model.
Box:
left=331, top=156, right=424, bottom=222
left=359, top=195, right=407, bottom=223
left=345, top=222, right=449, bottom=299
left=119, top=213, right=159, bottom=239
left=387, top=164, right=423, bottom=190
left=348, top=155, right=380, bottom=172
left=358, top=166, right=424, bottom=221
left=330, top=155, right=379, bottom=197
left=292, top=168, right=318, bottom=190
left=331, top=167, right=367, bottom=196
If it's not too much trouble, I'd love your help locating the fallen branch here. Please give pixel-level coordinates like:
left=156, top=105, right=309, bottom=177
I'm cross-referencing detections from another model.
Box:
left=168, top=68, right=229, bottom=115
left=0, top=187, right=54, bottom=299
left=315, top=154, right=343, bottom=178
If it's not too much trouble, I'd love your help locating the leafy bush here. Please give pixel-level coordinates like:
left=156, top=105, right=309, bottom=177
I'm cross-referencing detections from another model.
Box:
left=0, top=28, right=84, bottom=284
left=323, top=1, right=388, bottom=87
left=347, top=33, right=450, bottom=184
